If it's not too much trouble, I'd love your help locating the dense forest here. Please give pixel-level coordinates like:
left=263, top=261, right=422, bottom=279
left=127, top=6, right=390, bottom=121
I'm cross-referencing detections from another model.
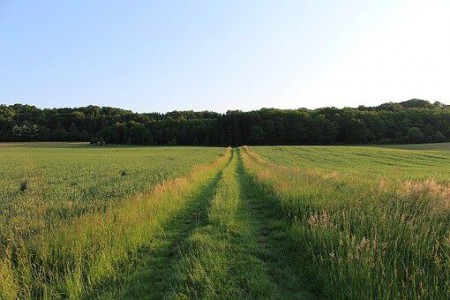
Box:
left=1, top=99, right=449, bottom=146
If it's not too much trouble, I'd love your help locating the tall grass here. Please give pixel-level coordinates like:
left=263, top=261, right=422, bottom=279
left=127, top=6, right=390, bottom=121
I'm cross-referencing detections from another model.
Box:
left=242, top=146, right=450, bottom=299
left=0, top=148, right=231, bottom=299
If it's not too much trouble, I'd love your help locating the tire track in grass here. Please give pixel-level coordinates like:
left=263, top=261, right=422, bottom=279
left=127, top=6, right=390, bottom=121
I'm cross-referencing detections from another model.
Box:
left=173, top=149, right=314, bottom=299
left=0, top=149, right=232, bottom=299
left=236, top=149, right=314, bottom=299
left=90, top=154, right=232, bottom=299
left=173, top=149, right=274, bottom=298
left=94, top=147, right=314, bottom=298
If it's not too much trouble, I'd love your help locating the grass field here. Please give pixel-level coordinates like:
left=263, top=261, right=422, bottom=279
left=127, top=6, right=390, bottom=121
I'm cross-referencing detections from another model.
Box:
left=0, top=144, right=224, bottom=239
left=247, top=144, right=450, bottom=298
left=1, top=142, right=449, bottom=299
left=378, top=142, right=450, bottom=151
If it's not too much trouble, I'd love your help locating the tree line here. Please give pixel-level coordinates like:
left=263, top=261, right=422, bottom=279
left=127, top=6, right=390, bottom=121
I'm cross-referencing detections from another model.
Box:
left=1, top=99, right=449, bottom=146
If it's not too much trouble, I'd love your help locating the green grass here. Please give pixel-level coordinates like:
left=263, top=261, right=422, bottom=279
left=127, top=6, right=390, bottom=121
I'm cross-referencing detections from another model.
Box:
left=0, top=144, right=224, bottom=244
left=83, top=149, right=314, bottom=299
left=173, top=149, right=312, bottom=299
left=0, top=143, right=227, bottom=299
left=173, top=150, right=277, bottom=299
left=2, top=142, right=450, bottom=298
left=244, top=146, right=450, bottom=299
left=93, top=160, right=224, bottom=299
left=253, top=145, right=450, bottom=182
left=377, top=141, right=450, bottom=150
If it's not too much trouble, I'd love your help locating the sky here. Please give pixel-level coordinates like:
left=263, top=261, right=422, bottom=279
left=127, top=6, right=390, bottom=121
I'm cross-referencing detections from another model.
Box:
left=1, top=0, right=450, bottom=113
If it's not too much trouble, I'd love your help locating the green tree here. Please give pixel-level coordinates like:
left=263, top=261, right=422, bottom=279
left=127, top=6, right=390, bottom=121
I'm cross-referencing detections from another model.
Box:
left=346, top=118, right=368, bottom=143
left=407, top=127, right=424, bottom=143
left=248, top=126, right=265, bottom=145
left=430, top=131, right=446, bottom=143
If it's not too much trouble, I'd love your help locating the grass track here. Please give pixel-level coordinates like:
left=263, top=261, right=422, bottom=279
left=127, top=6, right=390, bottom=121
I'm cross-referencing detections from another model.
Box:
left=6, top=144, right=448, bottom=298
left=174, top=149, right=278, bottom=298
left=234, top=151, right=315, bottom=299
left=95, top=148, right=315, bottom=298
left=0, top=148, right=231, bottom=299
left=93, top=163, right=226, bottom=299
left=170, top=149, right=314, bottom=298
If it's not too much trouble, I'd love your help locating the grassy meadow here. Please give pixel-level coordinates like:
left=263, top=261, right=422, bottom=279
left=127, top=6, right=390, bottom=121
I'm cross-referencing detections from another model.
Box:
left=0, top=143, right=226, bottom=298
left=246, top=144, right=450, bottom=298
left=0, top=144, right=224, bottom=238
left=1, top=142, right=450, bottom=299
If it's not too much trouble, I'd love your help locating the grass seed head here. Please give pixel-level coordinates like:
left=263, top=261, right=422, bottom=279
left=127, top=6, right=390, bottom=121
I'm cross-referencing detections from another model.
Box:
left=400, top=179, right=450, bottom=210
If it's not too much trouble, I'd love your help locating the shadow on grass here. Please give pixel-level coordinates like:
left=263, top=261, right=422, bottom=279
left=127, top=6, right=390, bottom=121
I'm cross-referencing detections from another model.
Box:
left=235, top=150, right=317, bottom=299
left=89, top=169, right=226, bottom=299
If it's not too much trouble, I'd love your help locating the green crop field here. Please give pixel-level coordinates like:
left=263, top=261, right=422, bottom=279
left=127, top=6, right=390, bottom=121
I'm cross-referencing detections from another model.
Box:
left=1, top=142, right=450, bottom=299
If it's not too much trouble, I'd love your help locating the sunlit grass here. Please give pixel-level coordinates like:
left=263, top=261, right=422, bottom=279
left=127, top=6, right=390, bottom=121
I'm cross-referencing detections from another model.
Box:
left=253, top=145, right=450, bottom=183
left=0, top=144, right=227, bottom=299
left=0, top=145, right=224, bottom=243
left=174, top=150, right=275, bottom=299
left=245, top=146, right=450, bottom=298
left=2, top=142, right=450, bottom=298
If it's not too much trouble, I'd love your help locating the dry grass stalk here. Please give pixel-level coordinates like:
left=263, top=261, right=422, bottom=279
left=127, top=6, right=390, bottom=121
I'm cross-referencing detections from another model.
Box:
left=400, top=179, right=450, bottom=210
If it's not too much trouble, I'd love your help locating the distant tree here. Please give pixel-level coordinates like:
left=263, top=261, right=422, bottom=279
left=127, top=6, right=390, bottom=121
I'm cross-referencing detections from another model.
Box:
left=290, top=120, right=308, bottom=144
left=52, top=127, right=68, bottom=141
left=1, top=100, right=450, bottom=146
left=89, top=136, right=98, bottom=145
left=430, top=131, right=446, bottom=143
left=407, top=127, right=425, bottom=143
left=325, top=121, right=339, bottom=144
left=126, top=122, right=154, bottom=145
left=248, top=126, right=265, bottom=145
left=400, top=99, right=434, bottom=109
left=346, top=118, right=369, bottom=143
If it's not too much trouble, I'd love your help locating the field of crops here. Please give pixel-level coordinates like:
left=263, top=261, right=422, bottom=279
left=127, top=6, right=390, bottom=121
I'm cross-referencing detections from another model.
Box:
left=1, top=142, right=450, bottom=299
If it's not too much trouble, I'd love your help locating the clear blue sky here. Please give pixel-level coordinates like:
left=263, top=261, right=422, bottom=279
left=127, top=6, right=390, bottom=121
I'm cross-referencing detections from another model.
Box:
left=1, top=0, right=449, bottom=113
